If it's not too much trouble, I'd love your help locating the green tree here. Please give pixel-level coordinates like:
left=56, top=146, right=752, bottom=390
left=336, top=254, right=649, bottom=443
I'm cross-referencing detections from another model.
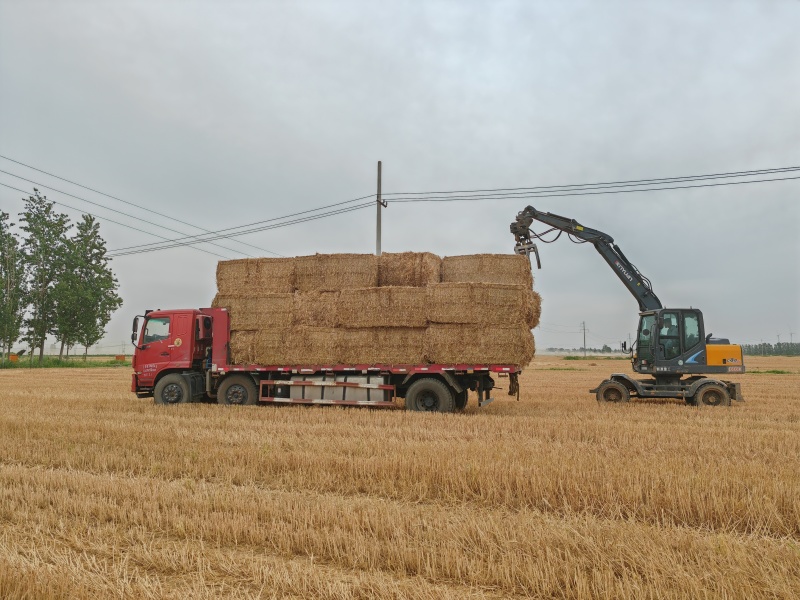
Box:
left=0, top=211, right=26, bottom=363
left=19, top=189, right=70, bottom=363
left=63, top=215, right=122, bottom=359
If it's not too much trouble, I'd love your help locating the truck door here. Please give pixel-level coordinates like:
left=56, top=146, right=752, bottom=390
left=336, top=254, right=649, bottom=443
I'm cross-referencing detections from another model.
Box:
left=137, top=316, right=172, bottom=386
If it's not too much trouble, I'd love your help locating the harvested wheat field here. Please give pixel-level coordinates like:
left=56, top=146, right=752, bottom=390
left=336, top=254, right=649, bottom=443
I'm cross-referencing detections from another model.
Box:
left=1, top=356, right=799, bottom=599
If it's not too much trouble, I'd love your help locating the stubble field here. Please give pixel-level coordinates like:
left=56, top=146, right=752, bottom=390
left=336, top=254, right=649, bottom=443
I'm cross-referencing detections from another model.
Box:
left=0, top=356, right=798, bottom=599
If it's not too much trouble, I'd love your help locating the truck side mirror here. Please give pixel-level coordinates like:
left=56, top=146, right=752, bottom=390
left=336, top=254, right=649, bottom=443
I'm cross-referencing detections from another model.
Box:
left=621, top=341, right=627, bottom=351
left=131, top=317, right=139, bottom=343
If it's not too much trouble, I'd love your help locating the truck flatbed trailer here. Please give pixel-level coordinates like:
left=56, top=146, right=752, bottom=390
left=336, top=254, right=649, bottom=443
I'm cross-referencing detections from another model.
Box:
left=131, top=307, right=521, bottom=412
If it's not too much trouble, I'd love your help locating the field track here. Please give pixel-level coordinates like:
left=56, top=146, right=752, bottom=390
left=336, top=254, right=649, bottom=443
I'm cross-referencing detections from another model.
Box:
left=1, top=356, right=798, bottom=599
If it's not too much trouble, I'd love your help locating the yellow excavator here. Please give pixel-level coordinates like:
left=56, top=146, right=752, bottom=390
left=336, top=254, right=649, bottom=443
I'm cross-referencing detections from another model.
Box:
left=511, top=206, right=744, bottom=406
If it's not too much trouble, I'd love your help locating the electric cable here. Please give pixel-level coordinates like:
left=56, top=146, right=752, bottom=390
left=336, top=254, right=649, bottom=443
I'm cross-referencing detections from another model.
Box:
left=107, top=193, right=377, bottom=254
left=381, top=165, right=800, bottom=198
left=0, top=154, right=284, bottom=257
left=386, top=174, right=800, bottom=203
left=0, top=181, right=233, bottom=260
left=0, top=169, right=259, bottom=258
left=107, top=201, right=375, bottom=257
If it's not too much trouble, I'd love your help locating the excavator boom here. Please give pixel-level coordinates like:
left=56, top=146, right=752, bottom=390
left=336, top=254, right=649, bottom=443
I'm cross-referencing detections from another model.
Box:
left=512, top=206, right=662, bottom=312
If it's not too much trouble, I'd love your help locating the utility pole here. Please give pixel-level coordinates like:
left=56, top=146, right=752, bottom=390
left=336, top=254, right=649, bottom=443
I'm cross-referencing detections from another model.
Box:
left=581, top=321, right=586, bottom=357
left=376, top=161, right=387, bottom=256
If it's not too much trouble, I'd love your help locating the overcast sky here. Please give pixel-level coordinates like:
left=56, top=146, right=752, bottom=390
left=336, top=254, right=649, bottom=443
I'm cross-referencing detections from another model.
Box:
left=1, top=0, right=798, bottom=354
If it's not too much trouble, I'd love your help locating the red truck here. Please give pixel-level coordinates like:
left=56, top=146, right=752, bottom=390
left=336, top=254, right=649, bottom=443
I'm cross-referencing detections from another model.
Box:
left=131, top=307, right=521, bottom=412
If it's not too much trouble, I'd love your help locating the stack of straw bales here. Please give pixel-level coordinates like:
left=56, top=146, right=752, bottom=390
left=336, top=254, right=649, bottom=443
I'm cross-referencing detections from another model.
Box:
left=213, top=252, right=540, bottom=366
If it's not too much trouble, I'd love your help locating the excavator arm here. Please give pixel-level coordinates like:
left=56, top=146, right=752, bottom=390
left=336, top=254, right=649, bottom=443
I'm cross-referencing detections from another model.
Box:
left=511, top=206, right=663, bottom=312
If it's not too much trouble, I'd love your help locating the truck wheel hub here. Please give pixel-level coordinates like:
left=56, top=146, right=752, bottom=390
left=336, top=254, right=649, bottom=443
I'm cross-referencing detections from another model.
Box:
left=163, top=383, right=183, bottom=403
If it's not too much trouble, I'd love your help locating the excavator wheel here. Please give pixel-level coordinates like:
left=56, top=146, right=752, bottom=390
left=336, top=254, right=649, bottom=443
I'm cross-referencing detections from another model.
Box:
left=595, top=380, right=630, bottom=403
left=695, top=383, right=731, bottom=407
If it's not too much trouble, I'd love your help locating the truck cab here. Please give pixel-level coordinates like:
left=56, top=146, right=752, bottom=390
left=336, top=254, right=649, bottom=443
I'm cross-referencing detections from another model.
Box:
left=131, top=309, right=213, bottom=396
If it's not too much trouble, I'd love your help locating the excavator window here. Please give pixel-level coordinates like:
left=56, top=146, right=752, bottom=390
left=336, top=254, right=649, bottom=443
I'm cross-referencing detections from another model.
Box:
left=660, top=312, right=681, bottom=360
left=638, top=314, right=656, bottom=361
left=683, top=312, right=700, bottom=350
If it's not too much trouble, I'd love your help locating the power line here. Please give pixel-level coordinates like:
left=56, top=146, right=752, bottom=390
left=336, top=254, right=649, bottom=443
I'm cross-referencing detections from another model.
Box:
left=0, top=154, right=283, bottom=258
left=0, top=181, right=233, bottom=260
left=107, top=193, right=377, bottom=255
left=386, top=174, right=800, bottom=203
left=0, top=169, right=259, bottom=259
left=381, top=165, right=800, bottom=197
left=108, top=201, right=375, bottom=257
left=0, top=182, right=230, bottom=260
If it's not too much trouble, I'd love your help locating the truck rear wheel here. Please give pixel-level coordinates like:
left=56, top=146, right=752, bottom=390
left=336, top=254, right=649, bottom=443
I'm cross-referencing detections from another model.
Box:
left=405, top=378, right=456, bottom=413
left=595, top=380, right=630, bottom=403
left=217, top=375, right=259, bottom=406
left=154, top=374, right=190, bottom=405
left=695, top=383, right=731, bottom=407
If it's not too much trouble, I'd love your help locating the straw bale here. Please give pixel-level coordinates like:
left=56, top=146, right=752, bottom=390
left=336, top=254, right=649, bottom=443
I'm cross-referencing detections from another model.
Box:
left=526, top=290, right=542, bottom=329
left=339, top=328, right=426, bottom=365
left=427, top=283, right=530, bottom=325
left=216, top=258, right=296, bottom=295
left=283, top=326, right=340, bottom=365
left=293, top=291, right=340, bottom=327
left=426, top=324, right=535, bottom=366
left=378, top=252, right=441, bottom=287
left=294, top=254, right=378, bottom=292
left=338, top=287, right=428, bottom=328
left=212, top=293, right=293, bottom=330
left=441, top=254, right=533, bottom=287
left=229, top=330, right=259, bottom=365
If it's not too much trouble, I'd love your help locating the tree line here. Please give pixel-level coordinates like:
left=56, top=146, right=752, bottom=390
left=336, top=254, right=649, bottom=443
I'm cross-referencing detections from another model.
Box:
left=742, top=343, right=799, bottom=357
left=0, top=189, right=122, bottom=363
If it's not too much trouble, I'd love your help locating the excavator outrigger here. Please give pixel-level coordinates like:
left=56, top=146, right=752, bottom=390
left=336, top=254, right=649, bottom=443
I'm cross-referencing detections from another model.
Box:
left=511, top=206, right=744, bottom=406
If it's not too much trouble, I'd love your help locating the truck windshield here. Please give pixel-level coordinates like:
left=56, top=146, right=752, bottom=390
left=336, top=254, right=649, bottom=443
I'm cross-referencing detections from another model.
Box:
left=144, top=317, right=170, bottom=343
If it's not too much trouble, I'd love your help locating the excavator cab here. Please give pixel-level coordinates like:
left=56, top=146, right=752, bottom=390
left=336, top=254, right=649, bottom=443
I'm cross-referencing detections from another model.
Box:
left=633, top=308, right=745, bottom=376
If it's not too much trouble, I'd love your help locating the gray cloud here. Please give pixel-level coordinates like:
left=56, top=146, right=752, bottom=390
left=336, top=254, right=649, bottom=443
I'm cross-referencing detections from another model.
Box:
left=1, top=0, right=797, bottom=353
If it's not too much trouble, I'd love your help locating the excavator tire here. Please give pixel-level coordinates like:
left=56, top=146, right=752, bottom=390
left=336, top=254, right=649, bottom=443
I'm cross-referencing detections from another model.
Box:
left=695, top=383, right=731, bottom=407
left=595, top=380, right=630, bottom=403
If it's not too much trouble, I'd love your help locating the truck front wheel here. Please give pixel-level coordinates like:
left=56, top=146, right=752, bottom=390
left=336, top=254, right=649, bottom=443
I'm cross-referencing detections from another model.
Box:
left=405, top=378, right=456, bottom=413
left=154, top=374, right=190, bottom=405
left=217, top=375, right=259, bottom=406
